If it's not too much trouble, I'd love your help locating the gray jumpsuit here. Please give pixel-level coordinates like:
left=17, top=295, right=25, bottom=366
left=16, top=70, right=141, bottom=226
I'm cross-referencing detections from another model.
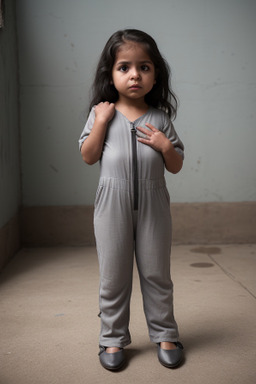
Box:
left=79, top=107, right=184, bottom=348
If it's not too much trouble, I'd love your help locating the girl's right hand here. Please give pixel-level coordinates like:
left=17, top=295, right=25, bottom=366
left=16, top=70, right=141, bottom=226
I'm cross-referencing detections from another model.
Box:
left=95, top=102, right=115, bottom=124
left=81, top=102, right=115, bottom=165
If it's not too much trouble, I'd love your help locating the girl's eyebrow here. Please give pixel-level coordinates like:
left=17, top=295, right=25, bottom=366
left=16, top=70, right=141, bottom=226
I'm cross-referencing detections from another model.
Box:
left=115, top=60, right=153, bottom=66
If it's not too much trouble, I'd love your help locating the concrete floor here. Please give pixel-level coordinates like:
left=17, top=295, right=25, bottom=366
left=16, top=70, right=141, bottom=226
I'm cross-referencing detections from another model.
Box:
left=0, top=244, right=256, bottom=384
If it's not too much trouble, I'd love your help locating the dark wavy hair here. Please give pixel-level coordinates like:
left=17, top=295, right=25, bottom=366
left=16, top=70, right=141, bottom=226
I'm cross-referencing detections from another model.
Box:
left=89, top=29, right=178, bottom=120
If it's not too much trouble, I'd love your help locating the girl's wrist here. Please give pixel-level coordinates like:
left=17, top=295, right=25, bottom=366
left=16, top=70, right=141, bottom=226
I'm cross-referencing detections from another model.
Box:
left=161, top=139, right=173, bottom=155
left=94, top=116, right=109, bottom=127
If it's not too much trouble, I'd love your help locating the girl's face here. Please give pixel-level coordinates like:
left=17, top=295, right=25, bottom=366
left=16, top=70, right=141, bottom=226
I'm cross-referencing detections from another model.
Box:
left=111, top=42, right=156, bottom=105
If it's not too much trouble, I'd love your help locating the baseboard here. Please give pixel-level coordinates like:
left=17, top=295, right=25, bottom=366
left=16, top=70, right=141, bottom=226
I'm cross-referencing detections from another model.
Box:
left=21, top=206, right=95, bottom=247
left=171, top=202, right=256, bottom=244
left=21, top=202, right=256, bottom=246
left=0, top=214, right=21, bottom=269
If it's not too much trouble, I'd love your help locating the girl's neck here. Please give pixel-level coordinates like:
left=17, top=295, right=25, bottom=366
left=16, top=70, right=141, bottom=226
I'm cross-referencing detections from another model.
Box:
left=115, top=99, right=149, bottom=122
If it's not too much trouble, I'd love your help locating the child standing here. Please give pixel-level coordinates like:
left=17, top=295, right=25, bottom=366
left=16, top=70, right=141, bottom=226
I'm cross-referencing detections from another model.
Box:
left=79, top=29, right=184, bottom=371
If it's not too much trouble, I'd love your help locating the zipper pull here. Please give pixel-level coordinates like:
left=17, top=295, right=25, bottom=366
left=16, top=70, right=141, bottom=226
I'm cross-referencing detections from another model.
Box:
left=131, top=122, right=136, bottom=132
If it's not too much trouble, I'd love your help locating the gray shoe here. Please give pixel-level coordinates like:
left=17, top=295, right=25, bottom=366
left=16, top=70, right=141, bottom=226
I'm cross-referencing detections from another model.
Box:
left=99, top=346, right=125, bottom=371
left=157, top=342, right=184, bottom=368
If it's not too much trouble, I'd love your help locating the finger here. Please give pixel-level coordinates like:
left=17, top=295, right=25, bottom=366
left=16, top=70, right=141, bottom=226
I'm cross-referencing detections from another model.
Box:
left=137, top=126, right=149, bottom=134
left=137, top=126, right=153, bottom=137
left=145, top=123, right=159, bottom=132
left=137, top=137, right=152, bottom=145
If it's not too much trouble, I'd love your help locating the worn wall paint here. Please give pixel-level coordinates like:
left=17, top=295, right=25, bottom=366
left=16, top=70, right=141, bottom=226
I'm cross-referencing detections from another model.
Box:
left=16, top=0, right=256, bottom=205
left=0, top=0, right=21, bottom=228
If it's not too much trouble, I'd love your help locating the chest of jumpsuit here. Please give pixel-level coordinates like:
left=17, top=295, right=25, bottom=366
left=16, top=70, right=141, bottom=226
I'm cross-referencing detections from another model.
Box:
left=79, top=106, right=184, bottom=348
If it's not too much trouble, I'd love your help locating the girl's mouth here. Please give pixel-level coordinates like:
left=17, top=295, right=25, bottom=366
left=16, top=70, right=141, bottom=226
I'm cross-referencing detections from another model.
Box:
left=129, top=84, right=142, bottom=90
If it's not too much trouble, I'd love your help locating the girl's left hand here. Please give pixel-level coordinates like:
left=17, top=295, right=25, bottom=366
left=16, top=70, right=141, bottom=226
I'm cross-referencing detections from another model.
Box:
left=137, top=123, right=172, bottom=154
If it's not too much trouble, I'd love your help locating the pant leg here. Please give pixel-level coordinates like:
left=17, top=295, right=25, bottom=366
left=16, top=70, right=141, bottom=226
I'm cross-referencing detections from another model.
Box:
left=94, top=179, right=134, bottom=348
left=135, top=184, right=179, bottom=343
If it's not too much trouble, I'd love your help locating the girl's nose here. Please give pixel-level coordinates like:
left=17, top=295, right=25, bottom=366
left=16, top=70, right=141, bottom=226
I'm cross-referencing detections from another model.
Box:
left=130, top=68, right=141, bottom=80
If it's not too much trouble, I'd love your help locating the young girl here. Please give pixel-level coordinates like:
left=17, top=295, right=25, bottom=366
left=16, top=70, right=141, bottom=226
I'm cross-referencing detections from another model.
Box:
left=79, top=29, right=184, bottom=371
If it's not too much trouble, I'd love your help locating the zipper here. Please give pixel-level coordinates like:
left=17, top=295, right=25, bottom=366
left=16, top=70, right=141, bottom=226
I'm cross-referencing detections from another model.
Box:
left=131, top=124, right=138, bottom=211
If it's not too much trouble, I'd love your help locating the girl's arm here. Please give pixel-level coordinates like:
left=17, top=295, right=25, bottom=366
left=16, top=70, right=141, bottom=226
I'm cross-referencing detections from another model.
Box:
left=81, top=102, right=115, bottom=165
left=137, top=123, right=183, bottom=174
left=161, top=140, right=183, bottom=174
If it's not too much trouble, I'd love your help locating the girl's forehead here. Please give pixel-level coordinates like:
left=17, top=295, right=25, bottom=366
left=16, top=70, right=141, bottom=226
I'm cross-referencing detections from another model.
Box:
left=115, top=42, right=151, bottom=60
left=117, top=41, right=148, bottom=55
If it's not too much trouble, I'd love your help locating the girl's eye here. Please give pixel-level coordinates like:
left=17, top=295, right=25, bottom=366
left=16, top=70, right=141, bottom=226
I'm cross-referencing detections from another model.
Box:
left=119, top=65, right=128, bottom=72
left=141, top=65, right=150, bottom=71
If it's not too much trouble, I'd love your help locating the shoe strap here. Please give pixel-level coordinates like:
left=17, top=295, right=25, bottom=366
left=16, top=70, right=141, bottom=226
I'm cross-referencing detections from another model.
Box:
left=174, top=341, right=184, bottom=350
left=98, top=346, right=106, bottom=355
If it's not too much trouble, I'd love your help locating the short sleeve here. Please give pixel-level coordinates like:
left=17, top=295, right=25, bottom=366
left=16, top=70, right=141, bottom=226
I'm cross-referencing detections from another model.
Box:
left=78, top=107, right=96, bottom=151
left=162, top=113, right=184, bottom=159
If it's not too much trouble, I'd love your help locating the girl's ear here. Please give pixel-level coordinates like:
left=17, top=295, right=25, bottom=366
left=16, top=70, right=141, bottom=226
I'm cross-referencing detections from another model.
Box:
left=110, top=79, right=113, bottom=85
